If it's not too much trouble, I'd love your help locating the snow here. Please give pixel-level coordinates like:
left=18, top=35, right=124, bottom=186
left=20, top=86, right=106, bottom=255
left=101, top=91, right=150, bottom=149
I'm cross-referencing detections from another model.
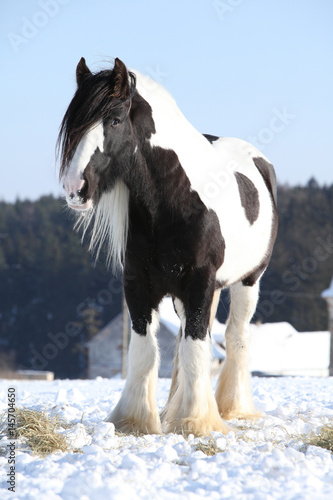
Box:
left=322, top=278, right=333, bottom=299
left=1, top=376, right=333, bottom=499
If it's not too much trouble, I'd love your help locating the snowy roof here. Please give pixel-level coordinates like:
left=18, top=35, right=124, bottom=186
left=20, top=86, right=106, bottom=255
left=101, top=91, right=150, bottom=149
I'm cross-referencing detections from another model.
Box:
left=321, top=277, right=333, bottom=298
left=86, top=313, right=123, bottom=346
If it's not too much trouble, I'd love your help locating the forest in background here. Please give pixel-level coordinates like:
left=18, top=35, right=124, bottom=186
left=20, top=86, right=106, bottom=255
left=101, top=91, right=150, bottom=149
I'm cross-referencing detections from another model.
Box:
left=0, top=179, right=332, bottom=378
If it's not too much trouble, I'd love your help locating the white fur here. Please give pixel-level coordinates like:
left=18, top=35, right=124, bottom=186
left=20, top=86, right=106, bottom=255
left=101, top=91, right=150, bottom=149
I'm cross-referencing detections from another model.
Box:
left=173, top=298, right=186, bottom=331
left=106, top=309, right=161, bottom=434
left=215, top=281, right=261, bottom=419
left=75, top=180, right=129, bottom=271
left=162, top=333, right=229, bottom=435
left=63, top=122, right=104, bottom=206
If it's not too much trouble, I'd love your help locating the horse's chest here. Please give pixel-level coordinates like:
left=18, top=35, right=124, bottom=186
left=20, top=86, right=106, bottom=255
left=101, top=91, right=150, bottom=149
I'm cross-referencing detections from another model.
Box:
left=153, top=242, right=192, bottom=284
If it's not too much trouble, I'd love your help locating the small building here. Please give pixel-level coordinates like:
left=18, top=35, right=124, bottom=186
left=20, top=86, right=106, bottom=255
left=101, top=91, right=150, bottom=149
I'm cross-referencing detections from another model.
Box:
left=0, top=370, right=54, bottom=381
left=86, top=311, right=177, bottom=379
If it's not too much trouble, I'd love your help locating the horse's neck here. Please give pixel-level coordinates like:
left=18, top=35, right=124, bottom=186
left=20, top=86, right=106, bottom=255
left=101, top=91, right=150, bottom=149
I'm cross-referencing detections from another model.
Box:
left=129, top=73, right=220, bottom=221
left=134, top=71, right=218, bottom=180
left=127, top=156, right=159, bottom=218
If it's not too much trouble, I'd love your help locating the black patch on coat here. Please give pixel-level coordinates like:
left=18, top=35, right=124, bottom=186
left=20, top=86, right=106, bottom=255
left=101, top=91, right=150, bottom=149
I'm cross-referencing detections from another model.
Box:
left=123, top=144, right=225, bottom=341
left=234, top=172, right=259, bottom=225
left=203, top=134, right=220, bottom=144
left=252, top=157, right=277, bottom=208
left=241, top=157, right=278, bottom=287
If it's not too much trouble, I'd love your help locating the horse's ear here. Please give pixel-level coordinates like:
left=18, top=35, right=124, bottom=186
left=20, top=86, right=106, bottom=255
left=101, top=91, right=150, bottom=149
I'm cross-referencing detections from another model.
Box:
left=112, top=58, right=130, bottom=99
left=76, top=57, right=92, bottom=86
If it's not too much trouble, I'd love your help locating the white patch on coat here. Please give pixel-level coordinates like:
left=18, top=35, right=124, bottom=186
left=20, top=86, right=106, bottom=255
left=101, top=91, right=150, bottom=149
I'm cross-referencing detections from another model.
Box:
left=63, top=121, right=104, bottom=203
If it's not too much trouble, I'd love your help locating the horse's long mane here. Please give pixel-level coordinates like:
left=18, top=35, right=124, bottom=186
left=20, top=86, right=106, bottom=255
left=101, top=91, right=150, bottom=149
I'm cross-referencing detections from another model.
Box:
left=74, top=179, right=129, bottom=273
left=57, top=68, right=136, bottom=178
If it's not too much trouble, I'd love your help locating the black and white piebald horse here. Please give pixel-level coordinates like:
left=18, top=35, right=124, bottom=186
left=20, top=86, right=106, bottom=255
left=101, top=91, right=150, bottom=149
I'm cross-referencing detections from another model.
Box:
left=58, top=58, right=278, bottom=436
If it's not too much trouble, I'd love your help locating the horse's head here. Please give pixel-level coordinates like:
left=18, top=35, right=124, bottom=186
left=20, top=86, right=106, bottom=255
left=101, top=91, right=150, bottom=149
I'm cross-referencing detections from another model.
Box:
left=58, top=57, right=136, bottom=211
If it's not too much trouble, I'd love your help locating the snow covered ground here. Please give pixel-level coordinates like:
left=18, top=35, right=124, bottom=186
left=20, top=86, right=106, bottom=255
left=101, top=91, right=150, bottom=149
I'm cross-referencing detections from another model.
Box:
left=1, top=376, right=333, bottom=500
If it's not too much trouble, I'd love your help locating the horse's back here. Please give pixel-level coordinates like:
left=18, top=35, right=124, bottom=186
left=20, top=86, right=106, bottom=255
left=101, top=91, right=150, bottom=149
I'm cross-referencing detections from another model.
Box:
left=208, top=136, right=276, bottom=203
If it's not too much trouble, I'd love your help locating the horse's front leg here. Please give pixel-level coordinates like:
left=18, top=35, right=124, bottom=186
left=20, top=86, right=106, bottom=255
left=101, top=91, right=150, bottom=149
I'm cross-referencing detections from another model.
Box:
left=162, top=274, right=229, bottom=436
left=105, top=278, right=161, bottom=434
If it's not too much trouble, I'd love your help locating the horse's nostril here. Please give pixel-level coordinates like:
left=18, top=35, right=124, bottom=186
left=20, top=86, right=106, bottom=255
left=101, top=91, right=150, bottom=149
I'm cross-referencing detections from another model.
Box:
left=78, top=180, right=88, bottom=198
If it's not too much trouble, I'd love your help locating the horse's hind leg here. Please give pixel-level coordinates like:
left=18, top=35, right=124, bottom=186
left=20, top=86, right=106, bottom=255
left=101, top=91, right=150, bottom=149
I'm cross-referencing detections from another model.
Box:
left=160, top=327, right=181, bottom=421
left=215, top=280, right=262, bottom=420
left=209, top=288, right=222, bottom=331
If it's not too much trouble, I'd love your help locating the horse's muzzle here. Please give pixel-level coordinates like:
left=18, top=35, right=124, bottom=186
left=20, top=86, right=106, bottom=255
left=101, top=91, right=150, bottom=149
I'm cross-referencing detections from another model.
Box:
left=68, top=200, right=93, bottom=211
left=64, top=178, right=93, bottom=211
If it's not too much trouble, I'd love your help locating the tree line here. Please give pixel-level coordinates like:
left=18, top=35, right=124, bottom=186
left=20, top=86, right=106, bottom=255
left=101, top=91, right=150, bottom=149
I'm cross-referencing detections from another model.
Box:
left=0, top=179, right=332, bottom=378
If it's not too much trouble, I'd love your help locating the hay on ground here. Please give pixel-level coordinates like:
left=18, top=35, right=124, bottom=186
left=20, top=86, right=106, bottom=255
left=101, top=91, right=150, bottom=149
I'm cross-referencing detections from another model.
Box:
left=11, top=408, right=72, bottom=456
left=305, top=422, right=333, bottom=453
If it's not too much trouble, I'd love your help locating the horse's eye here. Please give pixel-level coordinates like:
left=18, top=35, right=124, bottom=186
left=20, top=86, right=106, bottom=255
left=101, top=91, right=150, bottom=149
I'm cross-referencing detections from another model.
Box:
left=111, top=118, right=120, bottom=127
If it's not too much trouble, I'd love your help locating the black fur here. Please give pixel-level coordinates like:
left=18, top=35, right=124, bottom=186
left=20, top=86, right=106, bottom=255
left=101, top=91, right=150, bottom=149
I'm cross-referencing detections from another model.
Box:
left=252, top=157, right=277, bottom=208
left=234, top=172, right=259, bottom=225
left=203, top=134, right=220, bottom=144
left=241, top=157, right=278, bottom=287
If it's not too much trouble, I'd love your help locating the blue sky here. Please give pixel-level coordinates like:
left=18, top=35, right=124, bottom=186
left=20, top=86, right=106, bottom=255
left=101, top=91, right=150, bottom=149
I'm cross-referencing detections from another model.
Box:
left=1, top=0, right=333, bottom=202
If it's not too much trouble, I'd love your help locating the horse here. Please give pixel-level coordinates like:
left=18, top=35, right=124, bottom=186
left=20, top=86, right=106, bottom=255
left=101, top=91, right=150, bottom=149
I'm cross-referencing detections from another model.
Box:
left=57, top=57, right=278, bottom=436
